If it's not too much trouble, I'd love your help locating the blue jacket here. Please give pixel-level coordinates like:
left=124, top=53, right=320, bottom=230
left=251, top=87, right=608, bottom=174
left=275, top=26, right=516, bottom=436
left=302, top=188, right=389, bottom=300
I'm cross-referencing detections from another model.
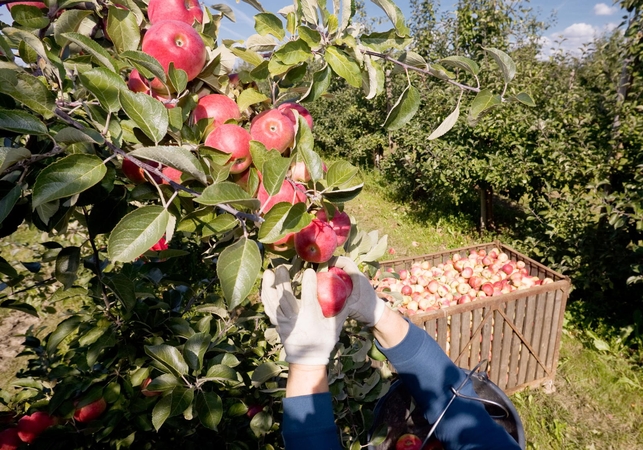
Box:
left=282, top=322, right=521, bottom=449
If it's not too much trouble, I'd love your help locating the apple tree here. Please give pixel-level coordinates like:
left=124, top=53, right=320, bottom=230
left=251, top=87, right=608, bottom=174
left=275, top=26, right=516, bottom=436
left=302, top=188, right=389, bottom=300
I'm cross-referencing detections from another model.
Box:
left=0, top=0, right=525, bottom=448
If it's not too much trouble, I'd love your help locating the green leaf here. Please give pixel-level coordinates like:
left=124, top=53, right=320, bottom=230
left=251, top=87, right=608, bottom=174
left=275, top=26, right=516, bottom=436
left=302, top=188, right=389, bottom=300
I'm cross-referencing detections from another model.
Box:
left=46, top=315, right=82, bottom=354
left=254, top=12, right=285, bottom=39
left=217, top=237, right=262, bottom=310
left=483, top=47, right=516, bottom=83
left=262, top=156, right=291, bottom=196
left=120, top=50, right=166, bottom=83
left=439, top=55, right=480, bottom=76
left=3, top=28, right=49, bottom=63
left=361, top=30, right=412, bottom=52
left=32, top=155, right=108, bottom=208
left=55, top=246, right=81, bottom=290
left=298, top=0, right=319, bottom=24
left=11, top=5, right=50, bottom=29
left=513, top=92, right=536, bottom=107
left=0, top=256, right=19, bottom=279
left=295, top=115, right=324, bottom=181
left=258, top=202, right=311, bottom=244
left=120, top=89, right=169, bottom=144
left=468, top=88, right=502, bottom=123
left=274, top=39, right=311, bottom=65
left=107, top=206, right=170, bottom=263
left=324, top=46, right=361, bottom=88
left=230, top=46, right=265, bottom=67
left=0, top=300, right=38, bottom=317
left=103, top=272, right=136, bottom=311
left=168, top=63, right=188, bottom=93
left=54, top=9, right=93, bottom=47
left=146, top=373, right=182, bottom=392
left=371, top=0, right=410, bottom=36
left=195, top=182, right=260, bottom=209
left=152, top=395, right=172, bottom=431
left=250, top=411, right=273, bottom=437
left=323, top=183, right=363, bottom=203
left=301, top=64, right=331, bottom=103
left=0, top=35, right=14, bottom=62
left=0, top=184, right=22, bottom=226
left=195, top=391, right=223, bottom=431
left=107, top=6, right=140, bottom=53
left=237, top=88, right=269, bottom=112
left=326, top=161, right=358, bottom=189
left=428, top=103, right=460, bottom=140
left=382, top=85, right=420, bottom=131
left=62, top=32, right=116, bottom=72
left=79, top=67, right=127, bottom=113
left=0, top=147, right=31, bottom=173
left=129, top=146, right=207, bottom=184
left=145, top=344, right=190, bottom=377
left=202, top=214, right=239, bottom=237
left=297, top=25, right=321, bottom=49
left=0, top=70, right=56, bottom=119
left=251, top=362, right=283, bottom=385
left=204, top=364, right=238, bottom=381
left=54, top=127, right=105, bottom=145
left=183, top=333, right=211, bottom=372
left=248, top=141, right=279, bottom=172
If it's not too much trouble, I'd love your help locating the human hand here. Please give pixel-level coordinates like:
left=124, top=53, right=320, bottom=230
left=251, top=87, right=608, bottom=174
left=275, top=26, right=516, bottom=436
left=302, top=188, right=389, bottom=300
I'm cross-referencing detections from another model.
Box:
left=332, top=256, right=386, bottom=327
left=261, top=266, right=349, bottom=365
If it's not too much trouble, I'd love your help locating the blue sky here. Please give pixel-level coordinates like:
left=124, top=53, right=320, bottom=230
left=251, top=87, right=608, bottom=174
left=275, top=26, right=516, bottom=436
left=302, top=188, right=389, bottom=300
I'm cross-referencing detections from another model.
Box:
left=0, top=1, right=626, bottom=56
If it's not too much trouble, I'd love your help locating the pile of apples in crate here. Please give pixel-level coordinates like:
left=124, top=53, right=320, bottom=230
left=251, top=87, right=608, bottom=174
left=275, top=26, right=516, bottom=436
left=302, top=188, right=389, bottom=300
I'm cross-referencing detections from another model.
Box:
left=372, top=247, right=554, bottom=315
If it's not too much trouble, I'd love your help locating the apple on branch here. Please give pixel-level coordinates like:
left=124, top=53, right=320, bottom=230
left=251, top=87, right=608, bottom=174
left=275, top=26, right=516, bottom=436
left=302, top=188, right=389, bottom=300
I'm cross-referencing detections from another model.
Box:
left=277, top=102, right=313, bottom=130
left=141, top=20, right=206, bottom=93
left=294, top=218, right=338, bottom=263
left=73, top=398, right=107, bottom=423
left=147, top=0, right=203, bottom=25
left=256, top=179, right=307, bottom=214
left=16, top=412, right=56, bottom=444
left=192, top=94, right=241, bottom=136
left=204, top=123, right=252, bottom=174
left=316, top=271, right=350, bottom=318
left=250, top=109, right=295, bottom=153
left=0, top=428, right=21, bottom=450
left=316, top=208, right=351, bottom=246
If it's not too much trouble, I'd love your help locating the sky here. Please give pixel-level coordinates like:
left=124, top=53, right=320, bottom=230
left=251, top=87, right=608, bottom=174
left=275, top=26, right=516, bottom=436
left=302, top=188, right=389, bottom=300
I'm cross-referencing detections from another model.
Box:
left=0, top=0, right=627, bottom=57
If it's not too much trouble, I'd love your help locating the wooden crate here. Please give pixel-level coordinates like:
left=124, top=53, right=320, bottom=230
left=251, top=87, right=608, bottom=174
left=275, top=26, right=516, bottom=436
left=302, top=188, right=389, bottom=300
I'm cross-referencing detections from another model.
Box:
left=379, top=241, right=570, bottom=394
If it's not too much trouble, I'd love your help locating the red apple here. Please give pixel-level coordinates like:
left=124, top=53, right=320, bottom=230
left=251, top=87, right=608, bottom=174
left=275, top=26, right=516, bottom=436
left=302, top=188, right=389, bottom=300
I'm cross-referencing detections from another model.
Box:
left=315, top=209, right=351, bottom=246
left=141, top=377, right=162, bottom=397
left=149, top=237, right=168, bottom=252
left=316, top=272, right=349, bottom=318
left=401, top=284, right=413, bottom=296
left=396, top=433, right=422, bottom=450
left=204, top=123, right=252, bottom=174
left=121, top=158, right=163, bottom=184
left=127, top=69, right=150, bottom=93
left=141, top=20, right=206, bottom=92
left=0, top=428, right=20, bottom=450
left=246, top=404, right=263, bottom=419
left=290, top=160, right=310, bottom=183
left=192, top=94, right=241, bottom=135
left=161, top=166, right=183, bottom=184
left=329, top=266, right=353, bottom=293
left=277, top=102, right=313, bottom=130
left=147, top=0, right=203, bottom=25
left=266, top=232, right=295, bottom=253
left=250, top=109, right=295, bottom=153
left=16, top=412, right=55, bottom=444
left=257, top=179, right=307, bottom=214
left=73, top=397, right=107, bottom=423
left=294, top=218, right=338, bottom=263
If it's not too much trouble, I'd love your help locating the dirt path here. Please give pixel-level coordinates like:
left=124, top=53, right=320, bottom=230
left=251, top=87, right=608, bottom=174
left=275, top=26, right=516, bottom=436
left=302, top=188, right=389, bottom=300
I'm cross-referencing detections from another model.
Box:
left=0, top=311, right=40, bottom=374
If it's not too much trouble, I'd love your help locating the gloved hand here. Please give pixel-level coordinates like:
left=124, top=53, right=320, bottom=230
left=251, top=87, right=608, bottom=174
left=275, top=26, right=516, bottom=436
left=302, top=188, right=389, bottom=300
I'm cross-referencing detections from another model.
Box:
left=332, top=256, right=386, bottom=327
left=261, top=266, right=349, bottom=365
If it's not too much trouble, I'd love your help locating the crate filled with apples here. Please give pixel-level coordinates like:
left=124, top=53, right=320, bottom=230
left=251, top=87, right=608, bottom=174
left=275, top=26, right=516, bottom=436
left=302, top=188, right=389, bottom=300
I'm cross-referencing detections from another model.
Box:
left=374, top=242, right=570, bottom=395
left=372, top=246, right=554, bottom=315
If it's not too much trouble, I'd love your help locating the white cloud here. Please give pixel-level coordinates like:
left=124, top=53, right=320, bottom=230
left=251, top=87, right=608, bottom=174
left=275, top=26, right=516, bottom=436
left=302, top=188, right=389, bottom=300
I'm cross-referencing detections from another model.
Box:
left=594, top=3, right=619, bottom=16
left=540, top=23, right=600, bottom=57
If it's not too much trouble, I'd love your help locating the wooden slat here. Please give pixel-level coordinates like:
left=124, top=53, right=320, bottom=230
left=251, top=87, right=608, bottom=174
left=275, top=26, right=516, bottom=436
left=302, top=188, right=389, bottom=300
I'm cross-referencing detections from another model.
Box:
left=451, top=313, right=461, bottom=361
left=536, top=290, right=556, bottom=380
left=498, top=301, right=515, bottom=391
left=437, top=317, right=448, bottom=354
left=480, top=309, right=492, bottom=372
left=527, top=293, right=546, bottom=382
left=518, top=294, right=536, bottom=385
left=471, top=308, right=483, bottom=369
left=460, top=310, right=472, bottom=369
left=490, top=309, right=503, bottom=385
left=507, top=296, right=526, bottom=389
left=545, top=292, right=562, bottom=370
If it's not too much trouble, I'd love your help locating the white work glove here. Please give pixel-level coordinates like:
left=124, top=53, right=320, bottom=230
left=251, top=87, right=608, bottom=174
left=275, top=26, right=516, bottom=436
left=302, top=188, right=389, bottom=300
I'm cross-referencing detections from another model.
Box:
left=261, top=266, right=348, bottom=365
left=332, top=256, right=386, bottom=327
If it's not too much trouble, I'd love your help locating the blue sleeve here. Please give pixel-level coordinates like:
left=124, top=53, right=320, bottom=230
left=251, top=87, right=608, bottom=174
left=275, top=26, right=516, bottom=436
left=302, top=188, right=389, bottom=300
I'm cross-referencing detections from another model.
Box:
left=376, top=322, right=521, bottom=450
left=282, top=392, right=342, bottom=450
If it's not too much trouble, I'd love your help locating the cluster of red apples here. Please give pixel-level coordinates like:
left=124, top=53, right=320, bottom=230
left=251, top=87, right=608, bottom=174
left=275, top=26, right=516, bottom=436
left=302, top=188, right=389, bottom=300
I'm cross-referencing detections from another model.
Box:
left=0, top=399, right=107, bottom=449
left=373, top=248, right=554, bottom=315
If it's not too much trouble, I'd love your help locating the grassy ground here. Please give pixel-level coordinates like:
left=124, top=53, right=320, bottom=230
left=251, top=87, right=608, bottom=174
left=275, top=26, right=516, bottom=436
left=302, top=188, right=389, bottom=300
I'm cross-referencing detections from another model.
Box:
left=345, top=170, right=643, bottom=450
